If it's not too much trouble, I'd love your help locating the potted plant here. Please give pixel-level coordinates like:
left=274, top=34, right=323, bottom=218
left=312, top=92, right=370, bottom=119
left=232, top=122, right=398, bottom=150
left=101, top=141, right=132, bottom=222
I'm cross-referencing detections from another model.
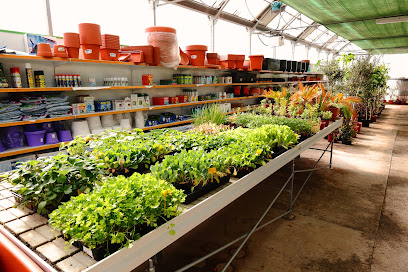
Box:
left=340, top=122, right=356, bottom=145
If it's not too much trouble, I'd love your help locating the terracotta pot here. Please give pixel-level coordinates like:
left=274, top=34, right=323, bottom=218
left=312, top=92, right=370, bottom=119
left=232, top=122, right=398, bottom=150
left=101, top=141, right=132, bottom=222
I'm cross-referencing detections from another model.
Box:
left=53, top=45, right=68, bottom=58
left=152, top=46, right=160, bottom=66
left=320, top=123, right=325, bottom=130
left=179, top=48, right=189, bottom=65
left=328, top=107, right=339, bottom=121
left=36, top=43, right=52, bottom=57
left=63, top=32, right=80, bottom=48
left=100, top=49, right=119, bottom=61
left=220, top=60, right=235, bottom=69
left=249, top=55, right=264, bottom=70
left=67, top=47, right=79, bottom=58
left=327, top=133, right=333, bottom=142
left=389, top=100, right=394, bottom=104
left=235, top=55, right=245, bottom=69
left=206, top=53, right=220, bottom=65
left=372, top=115, right=378, bottom=122
left=185, top=45, right=207, bottom=66
left=79, top=23, right=102, bottom=45
left=250, top=88, right=261, bottom=95
left=122, top=45, right=154, bottom=64
left=81, top=44, right=100, bottom=60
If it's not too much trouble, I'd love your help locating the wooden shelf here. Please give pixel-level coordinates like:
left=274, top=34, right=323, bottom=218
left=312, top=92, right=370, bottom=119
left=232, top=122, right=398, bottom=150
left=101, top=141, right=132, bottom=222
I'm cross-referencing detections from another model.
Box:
left=0, top=96, right=262, bottom=128
left=0, top=81, right=326, bottom=93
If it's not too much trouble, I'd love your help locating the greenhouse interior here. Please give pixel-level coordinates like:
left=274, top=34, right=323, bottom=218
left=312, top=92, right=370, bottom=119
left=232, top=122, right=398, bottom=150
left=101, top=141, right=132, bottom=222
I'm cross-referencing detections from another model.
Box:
left=0, top=0, right=407, bottom=271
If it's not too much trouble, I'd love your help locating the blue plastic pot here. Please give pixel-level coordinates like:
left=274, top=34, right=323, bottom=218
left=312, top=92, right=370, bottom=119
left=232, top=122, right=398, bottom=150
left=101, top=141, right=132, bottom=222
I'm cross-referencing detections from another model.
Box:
left=24, top=130, right=46, bottom=147
left=45, top=132, right=59, bottom=144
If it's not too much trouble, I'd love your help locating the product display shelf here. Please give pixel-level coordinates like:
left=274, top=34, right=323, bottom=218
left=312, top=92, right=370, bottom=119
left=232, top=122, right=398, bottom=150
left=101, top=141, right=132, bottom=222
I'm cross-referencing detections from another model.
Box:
left=1, top=81, right=327, bottom=93
left=0, top=55, right=323, bottom=76
left=0, top=96, right=262, bottom=128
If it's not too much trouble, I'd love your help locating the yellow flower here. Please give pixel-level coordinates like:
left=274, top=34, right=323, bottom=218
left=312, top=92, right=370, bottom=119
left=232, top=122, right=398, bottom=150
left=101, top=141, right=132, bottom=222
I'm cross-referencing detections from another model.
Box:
left=256, top=149, right=262, bottom=156
left=161, top=190, right=168, bottom=197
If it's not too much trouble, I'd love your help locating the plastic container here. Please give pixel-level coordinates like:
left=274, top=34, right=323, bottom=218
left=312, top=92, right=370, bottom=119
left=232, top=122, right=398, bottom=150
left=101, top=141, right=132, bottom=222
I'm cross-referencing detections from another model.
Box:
left=249, top=55, right=264, bottom=70
left=122, top=46, right=154, bottom=64
left=2, top=126, right=25, bottom=149
left=71, top=120, right=90, bottom=138
left=63, top=32, right=80, bottom=48
left=10, top=67, right=22, bottom=88
left=58, top=130, right=73, bottom=142
left=234, top=86, right=241, bottom=97
left=81, top=44, right=100, bottom=60
left=185, top=45, right=207, bottom=66
left=53, top=45, right=68, bottom=58
left=235, top=55, right=245, bottom=69
left=66, top=47, right=79, bottom=58
left=242, top=86, right=250, bottom=96
left=153, top=97, right=169, bottom=105
left=100, top=49, right=119, bottom=61
left=37, top=43, right=52, bottom=57
left=145, top=26, right=179, bottom=69
left=45, top=132, right=59, bottom=144
left=220, top=60, right=235, bottom=69
left=101, top=115, right=115, bottom=127
left=24, top=130, right=45, bottom=147
left=120, top=119, right=132, bottom=130
left=78, top=23, right=102, bottom=45
left=206, top=53, right=220, bottom=65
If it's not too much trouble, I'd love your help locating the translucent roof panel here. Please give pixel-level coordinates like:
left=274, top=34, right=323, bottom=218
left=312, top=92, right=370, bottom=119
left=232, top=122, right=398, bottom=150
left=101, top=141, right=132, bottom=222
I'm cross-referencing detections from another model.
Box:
left=267, top=11, right=294, bottom=30
left=305, top=25, right=327, bottom=42
left=222, top=0, right=271, bottom=20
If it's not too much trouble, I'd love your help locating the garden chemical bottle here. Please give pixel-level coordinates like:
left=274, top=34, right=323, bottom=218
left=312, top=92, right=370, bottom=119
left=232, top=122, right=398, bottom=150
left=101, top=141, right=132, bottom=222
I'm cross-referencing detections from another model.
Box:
left=10, top=67, right=22, bottom=88
left=25, top=63, right=35, bottom=88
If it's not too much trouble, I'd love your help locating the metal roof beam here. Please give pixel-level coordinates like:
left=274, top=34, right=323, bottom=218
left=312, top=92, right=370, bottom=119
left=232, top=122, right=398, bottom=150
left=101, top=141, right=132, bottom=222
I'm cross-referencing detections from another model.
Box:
left=160, top=0, right=337, bottom=53
left=251, top=3, right=284, bottom=30
left=321, top=35, right=338, bottom=49
left=311, top=28, right=329, bottom=43
left=295, top=22, right=319, bottom=43
left=213, top=0, right=230, bottom=22
left=280, top=12, right=301, bottom=31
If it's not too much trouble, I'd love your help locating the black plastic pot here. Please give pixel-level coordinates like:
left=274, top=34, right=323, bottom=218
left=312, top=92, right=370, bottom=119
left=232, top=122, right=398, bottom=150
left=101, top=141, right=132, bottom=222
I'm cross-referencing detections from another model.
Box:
left=262, top=58, right=280, bottom=71
left=234, top=168, right=253, bottom=178
left=361, top=119, right=370, bottom=127
left=279, top=60, right=287, bottom=72
left=291, top=61, right=297, bottom=73
left=341, top=138, right=352, bottom=145
left=272, top=148, right=287, bottom=159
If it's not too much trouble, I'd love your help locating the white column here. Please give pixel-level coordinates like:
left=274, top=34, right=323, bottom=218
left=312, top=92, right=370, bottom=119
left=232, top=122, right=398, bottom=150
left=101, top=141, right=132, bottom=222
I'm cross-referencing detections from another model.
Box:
left=209, top=17, right=215, bottom=53
left=291, top=41, right=295, bottom=60
left=248, top=29, right=253, bottom=56
left=44, top=0, right=53, bottom=36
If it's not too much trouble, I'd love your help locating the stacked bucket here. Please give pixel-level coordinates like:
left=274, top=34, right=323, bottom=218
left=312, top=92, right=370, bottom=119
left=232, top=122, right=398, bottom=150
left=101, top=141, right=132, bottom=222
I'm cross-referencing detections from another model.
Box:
left=78, top=23, right=102, bottom=60
left=63, top=33, right=80, bottom=58
left=101, top=34, right=120, bottom=61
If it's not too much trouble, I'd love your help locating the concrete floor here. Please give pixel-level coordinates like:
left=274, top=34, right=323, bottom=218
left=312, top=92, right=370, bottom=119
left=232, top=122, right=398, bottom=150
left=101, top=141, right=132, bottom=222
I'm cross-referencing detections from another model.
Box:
left=138, top=105, right=408, bottom=272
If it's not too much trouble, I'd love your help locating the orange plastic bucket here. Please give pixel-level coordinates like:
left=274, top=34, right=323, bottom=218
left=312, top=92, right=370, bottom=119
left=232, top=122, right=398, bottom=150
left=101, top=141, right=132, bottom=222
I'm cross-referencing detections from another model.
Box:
left=185, top=45, right=207, bottom=66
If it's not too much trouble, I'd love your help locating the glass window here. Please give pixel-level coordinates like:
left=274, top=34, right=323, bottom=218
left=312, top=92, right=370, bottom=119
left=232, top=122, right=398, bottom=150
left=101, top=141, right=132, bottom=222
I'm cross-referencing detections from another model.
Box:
left=214, top=20, right=249, bottom=55
left=223, top=0, right=269, bottom=21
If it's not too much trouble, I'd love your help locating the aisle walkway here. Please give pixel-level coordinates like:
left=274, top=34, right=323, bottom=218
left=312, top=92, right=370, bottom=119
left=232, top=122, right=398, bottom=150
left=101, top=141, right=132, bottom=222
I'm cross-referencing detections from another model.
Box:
left=147, top=105, right=407, bottom=272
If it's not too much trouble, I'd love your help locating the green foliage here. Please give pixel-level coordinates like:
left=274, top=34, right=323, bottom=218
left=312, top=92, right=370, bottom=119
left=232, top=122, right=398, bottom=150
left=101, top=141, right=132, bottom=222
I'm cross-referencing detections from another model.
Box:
left=191, top=122, right=231, bottom=135
left=151, top=149, right=230, bottom=188
left=6, top=154, right=107, bottom=214
left=193, top=104, right=227, bottom=126
left=233, top=113, right=313, bottom=134
left=321, top=111, right=333, bottom=120
left=49, top=173, right=185, bottom=250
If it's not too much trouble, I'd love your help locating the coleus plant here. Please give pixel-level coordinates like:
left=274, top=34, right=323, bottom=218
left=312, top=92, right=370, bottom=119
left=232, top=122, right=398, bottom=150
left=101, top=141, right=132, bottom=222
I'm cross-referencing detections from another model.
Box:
left=49, top=173, right=185, bottom=251
left=5, top=153, right=107, bottom=214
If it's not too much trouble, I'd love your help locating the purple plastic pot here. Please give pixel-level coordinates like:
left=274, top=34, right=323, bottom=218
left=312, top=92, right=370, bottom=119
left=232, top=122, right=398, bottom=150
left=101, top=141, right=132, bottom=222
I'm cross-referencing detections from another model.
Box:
left=24, top=124, right=38, bottom=132
left=40, top=122, right=54, bottom=132
left=45, top=132, right=59, bottom=144
left=2, top=126, right=25, bottom=149
left=58, top=130, right=73, bottom=142
left=0, top=140, right=6, bottom=152
left=24, top=130, right=46, bottom=147
left=53, top=121, right=67, bottom=131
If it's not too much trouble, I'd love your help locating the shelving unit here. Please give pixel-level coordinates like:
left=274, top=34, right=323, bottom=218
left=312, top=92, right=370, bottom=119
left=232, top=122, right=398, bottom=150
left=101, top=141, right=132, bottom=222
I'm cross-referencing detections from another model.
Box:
left=0, top=54, right=324, bottom=161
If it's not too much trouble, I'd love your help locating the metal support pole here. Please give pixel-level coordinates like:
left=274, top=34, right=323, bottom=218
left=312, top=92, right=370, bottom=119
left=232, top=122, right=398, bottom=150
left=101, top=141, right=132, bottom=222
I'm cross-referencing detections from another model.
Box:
left=44, top=0, right=53, bottom=36
left=288, top=159, right=295, bottom=210
left=291, top=41, right=295, bottom=60
left=306, top=46, right=310, bottom=60
left=149, top=0, right=158, bottom=26
left=209, top=17, right=215, bottom=52
left=221, top=175, right=292, bottom=272
left=329, top=132, right=334, bottom=169
left=248, top=29, right=253, bottom=56
left=273, top=46, right=277, bottom=59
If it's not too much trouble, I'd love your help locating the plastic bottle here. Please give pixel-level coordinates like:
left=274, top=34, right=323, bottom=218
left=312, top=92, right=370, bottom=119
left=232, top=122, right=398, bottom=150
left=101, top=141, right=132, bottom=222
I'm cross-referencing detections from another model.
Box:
left=10, top=67, right=22, bottom=88
left=25, top=63, right=35, bottom=88
left=34, top=70, right=46, bottom=87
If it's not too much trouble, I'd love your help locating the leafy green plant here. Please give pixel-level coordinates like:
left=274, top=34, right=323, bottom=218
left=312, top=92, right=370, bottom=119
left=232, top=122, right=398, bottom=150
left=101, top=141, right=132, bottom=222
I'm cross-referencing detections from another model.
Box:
left=321, top=111, right=333, bottom=120
left=151, top=149, right=230, bottom=189
left=6, top=154, right=107, bottom=214
left=49, top=173, right=185, bottom=251
left=193, top=104, right=227, bottom=126
left=191, top=122, right=230, bottom=135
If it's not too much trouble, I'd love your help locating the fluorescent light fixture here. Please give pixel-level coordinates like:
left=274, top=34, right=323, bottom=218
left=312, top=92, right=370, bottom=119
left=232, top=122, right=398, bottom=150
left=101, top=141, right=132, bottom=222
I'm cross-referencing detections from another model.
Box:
left=376, top=15, right=408, bottom=24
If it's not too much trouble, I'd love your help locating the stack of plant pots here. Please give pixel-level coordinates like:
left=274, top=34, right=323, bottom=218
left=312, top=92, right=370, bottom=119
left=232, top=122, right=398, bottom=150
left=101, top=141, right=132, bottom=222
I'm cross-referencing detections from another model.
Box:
left=53, top=45, right=68, bottom=58
left=78, top=23, right=102, bottom=60
left=100, top=34, right=120, bottom=61
left=63, top=33, right=80, bottom=58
